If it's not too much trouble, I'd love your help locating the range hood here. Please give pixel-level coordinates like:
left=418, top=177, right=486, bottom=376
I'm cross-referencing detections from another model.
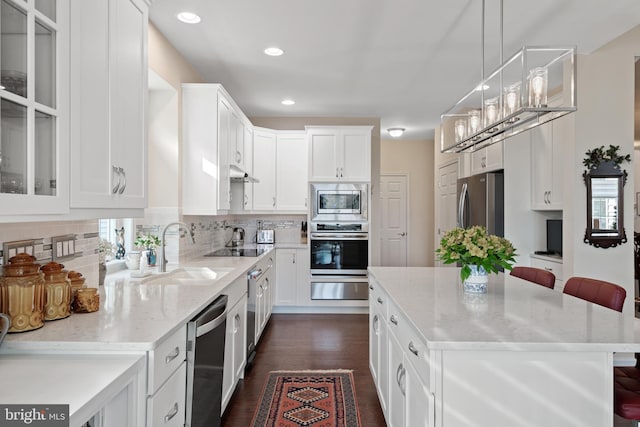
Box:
left=230, top=164, right=259, bottom=183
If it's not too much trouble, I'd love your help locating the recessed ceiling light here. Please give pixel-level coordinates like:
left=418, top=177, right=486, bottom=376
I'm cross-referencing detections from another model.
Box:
left=264, top=47, right=284, bottom=57
left=281, top=99, right=295, bottom=106
left=387, top=128, right=405, bottom=138
left=177, top=12, right=201, bottom=24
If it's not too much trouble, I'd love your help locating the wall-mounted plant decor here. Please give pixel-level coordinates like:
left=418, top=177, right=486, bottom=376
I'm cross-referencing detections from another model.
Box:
left=582, top=145, right=630, bottom=248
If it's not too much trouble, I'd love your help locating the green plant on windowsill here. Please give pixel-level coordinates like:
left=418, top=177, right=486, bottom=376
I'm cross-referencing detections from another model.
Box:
left=134, top=233, right=161, bottom=251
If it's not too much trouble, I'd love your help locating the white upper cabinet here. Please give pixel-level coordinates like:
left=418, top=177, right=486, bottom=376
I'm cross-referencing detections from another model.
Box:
left=182, top=84, right=251, bottom=215
left=217, top=94, right=232, bottom=210
left=251, top=129, right=308, bottom=212
left=0, top=0, right=69, bottom=218
left=531, top=121, right=563, bottom=210
left=276, top=132, right=308, bottom=211
left=70, top=0, right=148, bottom=210
left=307, top=126, right=372, bottom=182
left=470, top=142, right=503, bottom=176
left=252, top=128, right=277, bottom=211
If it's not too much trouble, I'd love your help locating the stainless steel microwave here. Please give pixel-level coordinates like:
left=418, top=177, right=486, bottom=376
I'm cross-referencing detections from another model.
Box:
left=310, top=183, right=368, bottom=222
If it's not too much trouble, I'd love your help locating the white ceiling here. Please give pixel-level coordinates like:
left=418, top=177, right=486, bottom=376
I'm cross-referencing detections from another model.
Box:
left=149, top=0, right=640, bottom=141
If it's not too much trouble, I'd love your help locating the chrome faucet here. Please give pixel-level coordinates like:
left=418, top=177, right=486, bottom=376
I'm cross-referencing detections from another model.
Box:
left=158, top=221, right=196, bottom=272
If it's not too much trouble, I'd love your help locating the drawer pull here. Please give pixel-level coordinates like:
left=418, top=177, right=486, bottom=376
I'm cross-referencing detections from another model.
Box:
left=377, top=297, right=383, bottom=304
left=165, top=346, right=180, bottom=364
left=164, top=402, right=179, bottom=423
left=408, top=341, right=419, bottom=356
left=390, top=315, right=398, bottom=325
left=369, top=284, right=373, bottom=290
left=544, top=267, right=553, bottom=271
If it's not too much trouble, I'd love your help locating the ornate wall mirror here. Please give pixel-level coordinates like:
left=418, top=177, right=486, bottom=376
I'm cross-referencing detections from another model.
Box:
left=583, top=146, right=630, bottom=248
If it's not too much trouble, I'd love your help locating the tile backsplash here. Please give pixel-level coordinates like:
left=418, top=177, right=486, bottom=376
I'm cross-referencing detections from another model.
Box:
left=0, top=215, right=308, bottom=286
left=0, top=220, right=101, bottom=286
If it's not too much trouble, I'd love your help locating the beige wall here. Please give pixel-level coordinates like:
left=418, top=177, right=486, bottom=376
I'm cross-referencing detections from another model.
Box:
left=569, top=25, right=640, bottom=315
left=381, top=139, right=434, bottom=266
left=148, top=23, right=204, bottom=210
left=251, top=117, right=383, bottom=264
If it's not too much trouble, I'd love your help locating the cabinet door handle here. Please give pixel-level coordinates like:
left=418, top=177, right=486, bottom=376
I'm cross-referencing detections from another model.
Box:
left=544, top=267, right=553, bottom=272
left=340, top=167, right=344, bottom=178
left=111, top=165, right=121, bottom=194
left=390, top=314, right=398, bottom=325
left=396, top=363, right=406, bottom=396
left=369, top=284, right=373, bottom=290
left=408, top=341, right=419, bottom=357
left=236, top=150, right=242, bottom=163
left=165, top=346, right=180, bottom=364
left=244, top=194, right=248, bottom=206
left=273, top=196, right=276, bottom=207
left=377, top=297, right=383, bottom=305
left=293, top=254, right=296, bottom=264
left=234, top=313, right=240, bottom=332
left=118, top=168, right=126, bottom=194
left=164, top=402, right=179, bottom=423
left=305, top=197, right=308, bottom=207
left=373, top=314, right=379, bottom=333
left=335, top=167, right=339, bottom=178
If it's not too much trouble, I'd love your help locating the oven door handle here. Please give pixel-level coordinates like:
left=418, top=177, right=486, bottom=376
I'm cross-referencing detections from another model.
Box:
left=310, top=233, right=368, bottom=240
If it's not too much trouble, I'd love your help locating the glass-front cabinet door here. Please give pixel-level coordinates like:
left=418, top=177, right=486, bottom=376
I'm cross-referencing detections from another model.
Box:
left=0, top=0, right=68, bottom=217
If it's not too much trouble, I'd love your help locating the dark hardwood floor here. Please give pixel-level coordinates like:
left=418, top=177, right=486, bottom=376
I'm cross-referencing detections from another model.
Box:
left=222, top=313, right=387, bottom=427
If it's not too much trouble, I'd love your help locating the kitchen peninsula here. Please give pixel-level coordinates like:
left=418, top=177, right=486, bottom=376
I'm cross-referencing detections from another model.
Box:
left=0, top=253, right=270, bottom=427
left=368, top=266, right=640, bottom=427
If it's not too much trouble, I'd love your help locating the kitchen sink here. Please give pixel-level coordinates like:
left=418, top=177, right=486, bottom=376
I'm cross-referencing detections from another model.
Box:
left=137, top=267, right=234, bottom=285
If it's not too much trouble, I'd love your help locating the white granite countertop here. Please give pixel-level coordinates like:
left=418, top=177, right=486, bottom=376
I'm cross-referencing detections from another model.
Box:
left=368, top=266, right=640, bottom=352
left=1, top=247, right=275, bottom=352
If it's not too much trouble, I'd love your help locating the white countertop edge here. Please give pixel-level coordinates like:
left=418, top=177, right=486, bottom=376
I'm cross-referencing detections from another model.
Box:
left=423, top=340, right=640, bottom=352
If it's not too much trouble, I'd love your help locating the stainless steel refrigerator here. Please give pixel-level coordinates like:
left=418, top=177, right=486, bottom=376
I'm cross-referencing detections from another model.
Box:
left=457, top=171, right=504, bottom=237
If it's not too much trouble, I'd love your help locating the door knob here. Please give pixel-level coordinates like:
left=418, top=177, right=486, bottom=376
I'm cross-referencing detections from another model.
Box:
left=398, top=232, right=406, bottom=236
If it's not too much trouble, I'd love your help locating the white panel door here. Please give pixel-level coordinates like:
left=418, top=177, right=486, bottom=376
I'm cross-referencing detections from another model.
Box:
left=380, top=174, right=408, bottom=267
left=436, top=162, right=458, bottom=266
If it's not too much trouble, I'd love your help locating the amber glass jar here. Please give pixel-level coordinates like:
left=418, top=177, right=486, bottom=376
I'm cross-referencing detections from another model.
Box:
left=74, top=288, right=100, bottom=313
left=0, top=253, right=45, bottom=333
left=40, top=262, right=72, bottom=321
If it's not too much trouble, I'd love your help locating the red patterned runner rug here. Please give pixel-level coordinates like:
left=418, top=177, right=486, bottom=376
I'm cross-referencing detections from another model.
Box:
left=250, top=369, right=362, bottom=427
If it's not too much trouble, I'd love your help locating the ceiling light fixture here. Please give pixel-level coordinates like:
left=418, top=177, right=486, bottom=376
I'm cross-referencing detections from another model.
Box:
left=387, top=128, right=405, bottom=138
left=281, top=99, right=295, bottom=106
left=177, top=12, right=201, bottom=24
left=440, top=0, right=576, bottom=153
left=264, top=47, right=284, bottom=57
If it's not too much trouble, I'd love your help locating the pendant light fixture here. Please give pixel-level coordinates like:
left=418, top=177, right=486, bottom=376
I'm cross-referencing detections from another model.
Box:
left=440, top=0, right=576, bottom=153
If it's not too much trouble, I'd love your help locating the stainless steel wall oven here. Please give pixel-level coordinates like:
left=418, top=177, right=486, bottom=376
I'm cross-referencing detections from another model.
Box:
left=309, top=222, right=369, bottom=300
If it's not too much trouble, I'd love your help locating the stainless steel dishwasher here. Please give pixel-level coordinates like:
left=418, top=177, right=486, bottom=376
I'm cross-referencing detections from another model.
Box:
left=186, top=294, right=228, bottom=427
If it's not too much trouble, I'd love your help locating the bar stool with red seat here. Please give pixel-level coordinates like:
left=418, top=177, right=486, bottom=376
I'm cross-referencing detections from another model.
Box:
left=509, top=266, right=556, bottom=289
left=562, top=276, right=626, bottom=312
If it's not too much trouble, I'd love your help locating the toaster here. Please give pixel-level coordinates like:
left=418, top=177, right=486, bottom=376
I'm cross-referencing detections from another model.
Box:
left=257, top=229, right=275, bottom=244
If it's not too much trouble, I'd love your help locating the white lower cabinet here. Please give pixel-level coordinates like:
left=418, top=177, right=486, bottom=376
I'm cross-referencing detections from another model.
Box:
left=222, top=276, right=248, bottom=413
left=369, top=281, right=389, bottom=419
left=370, top=278, right=434, bottom=427
left=146, top=326, right=187, bottom=427
left=146, top=362, right=186, bottom=427
left=275, top=248, right=310, bottom=306
left=255, top=254, right=275, bottom=343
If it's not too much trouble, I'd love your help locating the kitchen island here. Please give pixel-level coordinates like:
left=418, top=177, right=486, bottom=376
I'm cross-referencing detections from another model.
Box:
left=368, top=266, right=640, bottom=427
